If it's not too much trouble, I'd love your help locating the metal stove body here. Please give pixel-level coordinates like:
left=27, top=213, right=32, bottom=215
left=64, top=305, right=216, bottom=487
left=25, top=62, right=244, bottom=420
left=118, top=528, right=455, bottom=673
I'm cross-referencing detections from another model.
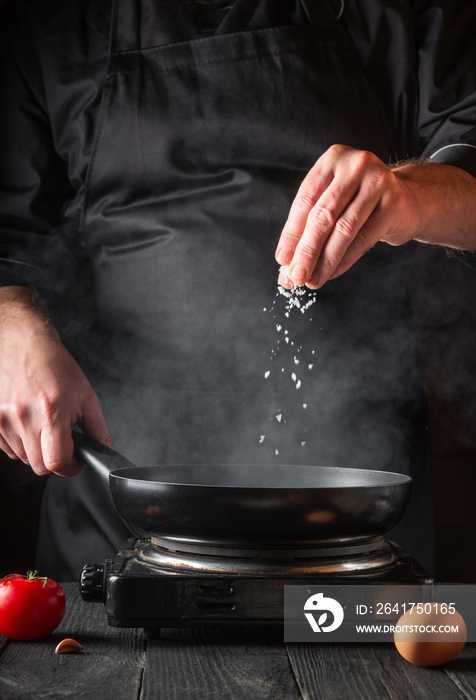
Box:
left=80, top=536, right=432, bottom=628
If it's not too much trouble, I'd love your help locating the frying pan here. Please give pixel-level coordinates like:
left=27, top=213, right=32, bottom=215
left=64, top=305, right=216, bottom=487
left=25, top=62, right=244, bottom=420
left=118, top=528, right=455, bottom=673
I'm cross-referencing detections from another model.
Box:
left=72, top=432, right=412, bottom=547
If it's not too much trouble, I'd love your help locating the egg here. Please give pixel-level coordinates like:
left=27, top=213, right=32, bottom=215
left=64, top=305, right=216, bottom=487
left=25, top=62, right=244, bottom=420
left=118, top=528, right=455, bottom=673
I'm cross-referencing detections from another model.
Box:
left=394, top=604, right=467, bottom=666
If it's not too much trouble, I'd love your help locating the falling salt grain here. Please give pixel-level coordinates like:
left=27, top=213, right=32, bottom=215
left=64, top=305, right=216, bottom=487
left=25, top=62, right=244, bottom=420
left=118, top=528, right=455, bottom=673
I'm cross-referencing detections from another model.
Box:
left=264, top=371, right=270, bottom=379
left=276, top=324, right=282, bottom=332
left=303, top=403, right=307, bottom=409
left=291, top=373, right=297, bottom=382
left=308, top=364, right=313, bottom=370
left=259, top=435, right=265, bottom=444
left=301, top=441, right=306, bottom=447
left=294, top=358, right=299, bottom=365
left=296, top=380, right=301, bottom=389
left=275, top=449, right=280, bottom=456
left=276, top=413, right=283, bottom=422
left=300, top=296, right=317, bottom=313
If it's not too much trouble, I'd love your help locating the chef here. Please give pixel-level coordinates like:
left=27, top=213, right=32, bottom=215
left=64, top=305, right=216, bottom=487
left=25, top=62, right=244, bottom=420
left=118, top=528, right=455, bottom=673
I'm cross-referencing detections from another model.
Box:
left=1, top=0, right=476, bottom=581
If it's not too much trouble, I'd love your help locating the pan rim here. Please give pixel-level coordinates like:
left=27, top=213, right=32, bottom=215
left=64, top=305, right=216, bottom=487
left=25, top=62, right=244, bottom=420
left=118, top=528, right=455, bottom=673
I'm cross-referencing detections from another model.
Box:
left=109, top=463, right=413, bottom=489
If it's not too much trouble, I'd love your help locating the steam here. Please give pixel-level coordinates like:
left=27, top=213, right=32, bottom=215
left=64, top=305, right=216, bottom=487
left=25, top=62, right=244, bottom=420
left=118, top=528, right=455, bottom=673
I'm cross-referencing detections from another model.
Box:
left=9, top=225, right=447, bottom=572
left=9, top=224, right=429, bottom=480
left=244, top=245, right=428, bottom=476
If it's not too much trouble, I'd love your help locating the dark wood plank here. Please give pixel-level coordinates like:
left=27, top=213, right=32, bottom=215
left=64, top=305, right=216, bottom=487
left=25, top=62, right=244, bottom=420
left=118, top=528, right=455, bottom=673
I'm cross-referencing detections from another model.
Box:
left=0, top=583, right=146, bottom=699
left=285, top=642, right=470, bottom=700
left=142, top=627, right=302, bottom=699
left=1, top=582, right=474, bottom=700
left=0, top=634, right=10, bottom=655
left=442, top=644, right=476, bottom=699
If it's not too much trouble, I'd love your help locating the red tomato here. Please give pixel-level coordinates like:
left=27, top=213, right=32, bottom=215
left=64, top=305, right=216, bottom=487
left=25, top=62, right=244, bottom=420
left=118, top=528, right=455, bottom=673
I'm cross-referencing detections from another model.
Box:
left=0, top=571, right=66, bottom=640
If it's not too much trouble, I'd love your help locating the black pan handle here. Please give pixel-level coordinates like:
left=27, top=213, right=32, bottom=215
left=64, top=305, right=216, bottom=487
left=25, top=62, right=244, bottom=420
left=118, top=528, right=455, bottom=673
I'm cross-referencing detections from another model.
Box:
left=72, top=431, right=137, bottom=487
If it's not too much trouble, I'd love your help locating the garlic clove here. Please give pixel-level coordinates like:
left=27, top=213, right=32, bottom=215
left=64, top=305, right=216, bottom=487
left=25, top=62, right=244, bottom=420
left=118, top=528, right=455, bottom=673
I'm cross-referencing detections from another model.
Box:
left=55, top=638, right=84, bottom=654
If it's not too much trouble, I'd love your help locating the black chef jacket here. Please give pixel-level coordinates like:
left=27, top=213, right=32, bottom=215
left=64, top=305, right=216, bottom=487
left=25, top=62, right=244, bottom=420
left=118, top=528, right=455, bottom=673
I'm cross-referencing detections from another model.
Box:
left=1, top=0, right=476, bottom=580
left=1, top=0, right=476, bottom=291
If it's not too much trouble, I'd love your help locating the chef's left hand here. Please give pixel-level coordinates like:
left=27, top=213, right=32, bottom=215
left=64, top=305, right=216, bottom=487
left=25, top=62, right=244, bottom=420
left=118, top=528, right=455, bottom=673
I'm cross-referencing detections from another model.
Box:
left=276, top=144, right=476, bottom=288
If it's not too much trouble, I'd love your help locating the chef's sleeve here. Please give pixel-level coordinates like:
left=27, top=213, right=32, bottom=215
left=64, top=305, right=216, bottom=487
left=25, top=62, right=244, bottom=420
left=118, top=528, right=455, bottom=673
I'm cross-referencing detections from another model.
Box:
left=414, top=0, right=476, bottom=178
left=0, top=1, right=74, bottom=300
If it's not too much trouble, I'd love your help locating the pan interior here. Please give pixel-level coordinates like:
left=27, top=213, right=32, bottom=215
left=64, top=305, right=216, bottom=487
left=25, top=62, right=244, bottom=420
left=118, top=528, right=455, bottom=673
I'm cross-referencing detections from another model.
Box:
left=112, top=464, right=411, bottom=489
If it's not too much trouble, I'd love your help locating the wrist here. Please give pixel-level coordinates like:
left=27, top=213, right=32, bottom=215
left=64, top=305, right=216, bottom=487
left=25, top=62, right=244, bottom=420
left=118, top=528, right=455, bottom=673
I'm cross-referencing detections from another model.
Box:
left=0, top=286, right=58, bottom=340
left=0, top=285, right=47, bottom=311
left=392, top=162, right=476, bottom=249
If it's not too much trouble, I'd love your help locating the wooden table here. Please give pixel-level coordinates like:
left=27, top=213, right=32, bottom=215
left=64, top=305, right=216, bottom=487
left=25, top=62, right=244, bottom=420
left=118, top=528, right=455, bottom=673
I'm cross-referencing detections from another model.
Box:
left=1, top=583, right=475, bottom=699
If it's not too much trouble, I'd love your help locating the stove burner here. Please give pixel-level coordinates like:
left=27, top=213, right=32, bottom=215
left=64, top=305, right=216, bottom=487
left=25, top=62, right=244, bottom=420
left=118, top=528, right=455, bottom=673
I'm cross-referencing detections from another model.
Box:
left=139, top=535, right=397, bottom=576
left=80, top=538, right=433, bottom=628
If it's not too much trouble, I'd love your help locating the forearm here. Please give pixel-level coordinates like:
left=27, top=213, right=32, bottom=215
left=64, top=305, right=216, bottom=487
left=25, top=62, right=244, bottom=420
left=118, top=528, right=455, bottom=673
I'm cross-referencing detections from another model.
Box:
left=0, top=285, right=48, bottom=314
left=0, top=285, right=58, bottom=343
left=391, top=162, right=476, bottom=251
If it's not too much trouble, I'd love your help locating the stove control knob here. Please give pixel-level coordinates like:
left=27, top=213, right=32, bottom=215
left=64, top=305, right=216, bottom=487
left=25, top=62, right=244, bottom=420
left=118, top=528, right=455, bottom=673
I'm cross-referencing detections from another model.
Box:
left=80, top=562, right=109, bottom=603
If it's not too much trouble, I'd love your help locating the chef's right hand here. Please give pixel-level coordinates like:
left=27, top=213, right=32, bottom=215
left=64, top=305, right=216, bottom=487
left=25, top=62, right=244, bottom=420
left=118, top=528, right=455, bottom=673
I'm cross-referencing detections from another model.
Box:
left=0, top=286, right=112, bottom=476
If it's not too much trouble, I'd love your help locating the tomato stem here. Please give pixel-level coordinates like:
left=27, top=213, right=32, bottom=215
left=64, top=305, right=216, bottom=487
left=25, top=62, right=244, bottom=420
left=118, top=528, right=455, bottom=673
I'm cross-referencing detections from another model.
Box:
left=1, top=571, right=49, bottom=587
left=0, top=574, right=22, bottom=584
left=26, top=571, right=49, bottom=587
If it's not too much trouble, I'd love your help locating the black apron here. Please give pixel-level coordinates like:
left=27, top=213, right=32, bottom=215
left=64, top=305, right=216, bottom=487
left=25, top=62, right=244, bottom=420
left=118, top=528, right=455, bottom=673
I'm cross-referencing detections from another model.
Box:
left=37, top=0, right=432, bottom=579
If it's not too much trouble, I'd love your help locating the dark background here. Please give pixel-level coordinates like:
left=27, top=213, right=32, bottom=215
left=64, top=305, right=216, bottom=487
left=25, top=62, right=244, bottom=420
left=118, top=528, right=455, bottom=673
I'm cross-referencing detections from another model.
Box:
left=408, top=245, right=476, bottom=583
left=0, top=244, right=475, bottom=582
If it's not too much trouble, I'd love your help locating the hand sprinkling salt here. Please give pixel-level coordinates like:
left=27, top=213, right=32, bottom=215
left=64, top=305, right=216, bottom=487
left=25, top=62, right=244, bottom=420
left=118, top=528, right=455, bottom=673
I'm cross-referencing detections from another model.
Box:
left=277, top=266, right=318, bottom=313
